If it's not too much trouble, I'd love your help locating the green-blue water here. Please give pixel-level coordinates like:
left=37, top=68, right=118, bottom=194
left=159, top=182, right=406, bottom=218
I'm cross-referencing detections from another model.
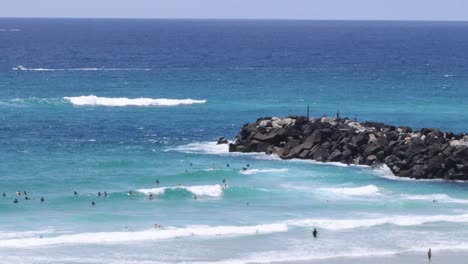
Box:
left=1, top=18, right=468, bottom=263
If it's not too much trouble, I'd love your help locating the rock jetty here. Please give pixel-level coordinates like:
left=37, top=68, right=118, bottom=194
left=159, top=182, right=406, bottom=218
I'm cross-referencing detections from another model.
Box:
left=229, top=116, right=468, bottom=180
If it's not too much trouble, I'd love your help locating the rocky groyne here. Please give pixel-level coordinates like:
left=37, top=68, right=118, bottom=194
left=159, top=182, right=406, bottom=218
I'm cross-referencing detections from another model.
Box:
left=228, top=116, right=468, bottom=180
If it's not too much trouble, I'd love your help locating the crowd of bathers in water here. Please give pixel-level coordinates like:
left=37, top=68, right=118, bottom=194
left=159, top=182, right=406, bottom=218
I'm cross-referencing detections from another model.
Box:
left=2, top=162, right=251, bottom=206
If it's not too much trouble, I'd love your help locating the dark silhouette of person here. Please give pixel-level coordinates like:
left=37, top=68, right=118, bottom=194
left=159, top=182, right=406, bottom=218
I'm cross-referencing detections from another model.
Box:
left=312, top=228, right=319, bottom=238
left=428, top=248, right=432, bottom=261
left=40, top=197, right=44, bottom=203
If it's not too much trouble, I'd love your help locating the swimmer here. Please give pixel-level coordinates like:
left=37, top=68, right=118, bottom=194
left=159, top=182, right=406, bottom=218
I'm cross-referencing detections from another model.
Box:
left=242, top=167, right=247, bottom=171
left=97, top=192, right=101, bottom=197
left=2, top=192, right=6, bottom=197
left=16, top=191, right=21, bottom=196
left=246, top=202, right=249, bottom=206
left=223, top=183, right=228, bottom=189
left=156, top=179, right=159, bottom=185
left=40, top=197, right=44, bottom=203
left=246, top=164, right=250, bottom=168
left=193, top=195, right=197, bottom=200
left=25, top=196, right=30, bottom=200
left=189, top=162, right=193, bottom=166
left=91, top=201, right=95, bottom=206
left=24, top=191, right=27, bottom=196
left=104, top=192, right=108, bottom=197
left=312, top=228, right=319, bottom=238
left=433, top=199, right=438, bottom=203
left=222, top=178, right=226, bottom=183
left=13, top=199, right=18, bottom=203
left=127, top=191, right=133, bottom=196
left=148, top=193, right=154, bottom=200
left=74, top=191, right=78, bottom=195
left=226, top=163, right=230, bottom=167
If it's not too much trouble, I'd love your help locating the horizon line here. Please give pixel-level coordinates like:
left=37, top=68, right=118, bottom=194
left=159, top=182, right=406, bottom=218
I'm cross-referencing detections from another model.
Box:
left=1, top=16, right=468, bottom=23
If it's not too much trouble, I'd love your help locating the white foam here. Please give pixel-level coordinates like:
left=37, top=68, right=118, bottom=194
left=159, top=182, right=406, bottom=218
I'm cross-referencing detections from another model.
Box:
left=137, top=184, right=224, bottom=197
left=63, top=95, right=206, bottom=107
left=12, top=66, right=151, bottom=71
left=318, top=184, right=381, bottom=196
left=240, top=168, right=288, bottom=175
left=286, top=213, right=468, bottom=230
left=0, top=228, right=56, bottom=240
left=404, top=194, right=468, bottom=204
left=169, top=142, right=231, bottom=155
left=0, top=224, right=288, bottom=248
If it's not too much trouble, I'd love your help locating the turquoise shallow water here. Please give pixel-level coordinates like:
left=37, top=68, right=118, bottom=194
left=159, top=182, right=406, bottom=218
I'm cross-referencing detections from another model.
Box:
left=1, top=19, right=468, bottom=263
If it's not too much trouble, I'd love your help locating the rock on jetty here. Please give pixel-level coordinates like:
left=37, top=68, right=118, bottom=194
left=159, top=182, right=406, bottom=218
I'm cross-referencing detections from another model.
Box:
left=229, top=116, right=468, bottom=180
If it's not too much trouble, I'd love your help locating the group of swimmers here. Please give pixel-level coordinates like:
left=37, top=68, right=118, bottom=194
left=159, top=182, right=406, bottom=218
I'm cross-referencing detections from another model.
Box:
left=2, top=191, right=45, bottom=204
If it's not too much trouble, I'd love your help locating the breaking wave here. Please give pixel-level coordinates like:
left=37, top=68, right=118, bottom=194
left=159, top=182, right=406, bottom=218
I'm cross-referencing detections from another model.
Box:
left=0, top=224, right=288, bottom=248
left=137, top=184, right=224, bottom=198
left=240, top=168, right=288, bottom=175
left=12, top=66, right=151, bottom=71
left=286, top=213, right=468, bottom=230
left=64, top=95, right=207, bottom=107
left=318, top=185, right=381, bottom=196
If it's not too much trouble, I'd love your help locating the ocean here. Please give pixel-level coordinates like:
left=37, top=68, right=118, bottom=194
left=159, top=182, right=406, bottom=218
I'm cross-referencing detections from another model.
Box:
left=1, top=18, right=468, bottom=263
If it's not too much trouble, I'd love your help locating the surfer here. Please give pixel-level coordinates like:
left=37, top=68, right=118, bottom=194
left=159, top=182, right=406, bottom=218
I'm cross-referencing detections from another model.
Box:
left=13, top=199, right=18, bottom=203
left=223, top=178, right=226, bottom=183
left=226, top=163, right=230, bottom=167
left=246, top=164, right=250, bottom=168
left=156, top=179, right=159, bottom=185
left=16, top=191, right=21, bottom=196
left=25, top=196, right=30, bottom=200
left=2, top=192, right=5, bottom=197
left=312, top=228, right=319, bottom=238
left=91, top=201, right=95, bottom=206
left=127, top=191, right=133, bottom=196
left=104, top=192, right=108, bottom=197
left=74, top=191, right=78, bottom=195
left=97, top=192, right=101, bottom=197
left=148, top=193, right=154, bottom=200
left=24, top=191, right=27, bottom=196
left=242, top=167, right=247, bottom=171
left=40, top=197, right=44, bottom=203
left=193, top=195, right=197, bottom=200
left=428, top=248, right=432, bottom=261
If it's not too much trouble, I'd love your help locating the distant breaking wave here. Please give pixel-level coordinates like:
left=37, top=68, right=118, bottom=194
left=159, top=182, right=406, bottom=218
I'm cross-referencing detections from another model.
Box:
left=64, top=95, right=207, bottom=107
left=12, top=65, right=151, bottom=71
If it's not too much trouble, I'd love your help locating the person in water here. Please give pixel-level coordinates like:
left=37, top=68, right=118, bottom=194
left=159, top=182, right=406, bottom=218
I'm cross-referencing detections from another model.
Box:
left=16, top=191, right=21, bottom=196
left=156, top=179, right=159, bottom=185
left=148, top=193, right=154, bottom=200
left=226, top=163, right=230, bottom=167
left=222, top=178, right=226, bottom=183
left=13, top=199, right=18, bottom=203
left=104, top=192, right=108, bottom=197
left=25, top=196, right=30, bottom=200
left=127, top=191, right=133, bottom=196
left=74, top=191, right=78, bottom=195
left=428, top=248, right=432, bottom=261
left=23, top=191, right=27, bottom=196
left=2, top=192, right=5, bottom=197
left=312, top=228, right=319, bottom=238
left=91, top=201, right=95, bottom=206
left=40, top=197, right=44, bottom=203
left=97, top=192, right=101, bottom=197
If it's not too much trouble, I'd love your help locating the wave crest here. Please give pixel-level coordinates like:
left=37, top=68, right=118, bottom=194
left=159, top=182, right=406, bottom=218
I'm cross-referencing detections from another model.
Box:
left=64, top=95, right=207, bottom=107
left=318, top=185, right=381, bottom=196
left=0, top=224, right=288, bottom=248
left=137, top=184, right=224, bottom=197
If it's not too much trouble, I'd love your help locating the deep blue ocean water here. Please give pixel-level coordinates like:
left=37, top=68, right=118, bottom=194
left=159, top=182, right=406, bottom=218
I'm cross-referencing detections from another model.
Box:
left=1, top=18, right=468, bottom=263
